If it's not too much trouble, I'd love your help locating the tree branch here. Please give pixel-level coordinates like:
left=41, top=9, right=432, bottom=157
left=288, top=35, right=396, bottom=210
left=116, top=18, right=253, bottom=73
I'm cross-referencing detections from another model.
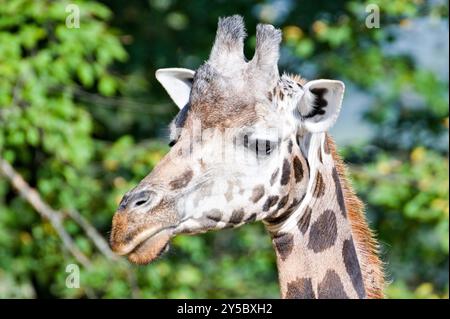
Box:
left=0, top=156, right=143, bottom=298
left=65, top=208, right=117, bottom=260
left=0, top=156, right=91, bottom=268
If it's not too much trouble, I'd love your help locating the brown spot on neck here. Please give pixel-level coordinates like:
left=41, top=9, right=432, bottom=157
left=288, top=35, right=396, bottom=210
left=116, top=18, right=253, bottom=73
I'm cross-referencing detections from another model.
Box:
left=312, top=171, right=325, bottom=198
left=318, top=270, right=349, bottom=299
left=272, top=232, right=294, bottom=261
left=332, top=167, right=346, bottom=217
left=285, top=277, right=316, bottom=299
left=263, top=195, right=279, bottom=212
left=280, top=159, right=291, bottom=185
left=297, top=206, right=312, bottom=235
left=265, top=196, right=304, bottom=225
left=293, top=156, right=304, bottom=183
left=343, top=239, right=366, bottom=298
left=307, top=209, right=337, bottom=253
left=277, top=195, right=289, bottom=210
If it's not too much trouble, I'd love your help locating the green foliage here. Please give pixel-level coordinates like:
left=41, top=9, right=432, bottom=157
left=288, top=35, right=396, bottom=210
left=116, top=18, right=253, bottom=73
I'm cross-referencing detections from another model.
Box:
left=350, top=147, right=449, bottom=298
left=0, top=0, right=448, bottom=299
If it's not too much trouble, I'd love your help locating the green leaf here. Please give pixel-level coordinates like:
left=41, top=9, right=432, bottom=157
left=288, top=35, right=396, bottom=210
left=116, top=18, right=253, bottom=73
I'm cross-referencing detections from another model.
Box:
left=98, top=75, right=117, bottom=96
left=77, top=63, right=95, bottom=88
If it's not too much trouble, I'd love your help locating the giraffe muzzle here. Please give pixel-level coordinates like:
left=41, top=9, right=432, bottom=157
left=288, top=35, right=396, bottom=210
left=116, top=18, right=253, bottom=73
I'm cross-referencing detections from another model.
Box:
left=110, top=186, right=180, bottom=264
left=109, top=213, right=175, bottom=264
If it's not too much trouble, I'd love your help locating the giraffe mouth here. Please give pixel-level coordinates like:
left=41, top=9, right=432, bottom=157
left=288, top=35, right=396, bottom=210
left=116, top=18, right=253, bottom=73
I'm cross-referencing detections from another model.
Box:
left=114, top=227, right=173, bottom=265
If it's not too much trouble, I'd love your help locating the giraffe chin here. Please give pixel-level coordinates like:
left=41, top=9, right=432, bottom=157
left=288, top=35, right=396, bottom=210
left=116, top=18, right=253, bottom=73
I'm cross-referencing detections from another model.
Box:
left=127, top=229, right=171, bottom=265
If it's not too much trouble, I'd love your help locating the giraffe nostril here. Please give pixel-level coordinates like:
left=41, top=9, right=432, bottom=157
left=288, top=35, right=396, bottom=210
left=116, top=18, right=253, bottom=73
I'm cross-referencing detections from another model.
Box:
left=134, top=199, right=148, bottom=207
left=131, top=190, right=153, bottom=208
left=119, top=190, right=154, bottom=210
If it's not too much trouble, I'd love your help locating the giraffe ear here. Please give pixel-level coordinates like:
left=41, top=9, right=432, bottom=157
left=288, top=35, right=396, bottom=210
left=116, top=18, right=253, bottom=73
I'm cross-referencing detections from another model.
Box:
left=297, top=79, right=345, bottom=133
left=155, top=68, right=195, bottom=109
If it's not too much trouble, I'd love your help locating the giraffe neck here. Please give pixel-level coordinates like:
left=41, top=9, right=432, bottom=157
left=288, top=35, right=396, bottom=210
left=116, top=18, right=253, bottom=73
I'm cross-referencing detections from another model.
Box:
left=265, top=133, right=366, bottom=299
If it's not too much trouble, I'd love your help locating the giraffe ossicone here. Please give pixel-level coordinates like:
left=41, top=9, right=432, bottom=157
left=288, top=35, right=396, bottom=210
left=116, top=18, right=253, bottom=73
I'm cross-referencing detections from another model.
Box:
left=109, top=15, right=385, bottom=299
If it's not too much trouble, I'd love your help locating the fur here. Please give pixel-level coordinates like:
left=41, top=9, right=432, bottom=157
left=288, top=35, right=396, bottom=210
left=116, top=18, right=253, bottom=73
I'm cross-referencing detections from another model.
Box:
left=327, top=135, right=385, bottom=298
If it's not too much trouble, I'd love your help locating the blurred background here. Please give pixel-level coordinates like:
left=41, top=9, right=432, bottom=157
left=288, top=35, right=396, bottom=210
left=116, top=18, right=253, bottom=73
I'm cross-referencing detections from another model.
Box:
left=0, top=0, right=448, bottom=299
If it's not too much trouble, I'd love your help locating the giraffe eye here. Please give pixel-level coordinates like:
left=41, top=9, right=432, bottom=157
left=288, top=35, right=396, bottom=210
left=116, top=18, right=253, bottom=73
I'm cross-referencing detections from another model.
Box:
left=243, top=136, right=275, bottom=156
left=168, top=140, right=177, bottom=147
left=257, top=139, right=273, bottom=155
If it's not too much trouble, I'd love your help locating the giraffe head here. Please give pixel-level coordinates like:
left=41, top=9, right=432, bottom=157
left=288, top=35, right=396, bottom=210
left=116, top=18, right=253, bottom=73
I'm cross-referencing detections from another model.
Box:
left=109, top=15, right=345, bottom=264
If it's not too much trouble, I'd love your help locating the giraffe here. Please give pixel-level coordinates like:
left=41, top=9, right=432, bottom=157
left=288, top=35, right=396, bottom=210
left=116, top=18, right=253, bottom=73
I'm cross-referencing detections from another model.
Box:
left=109, top=15, right=385, bottom=299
